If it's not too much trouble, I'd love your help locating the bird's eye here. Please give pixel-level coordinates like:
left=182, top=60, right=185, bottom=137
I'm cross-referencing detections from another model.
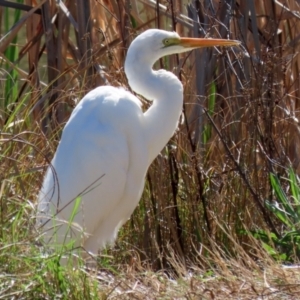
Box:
left=163, top=38, right=180, bottom=48
left=163, top=38, right=171, bottom=47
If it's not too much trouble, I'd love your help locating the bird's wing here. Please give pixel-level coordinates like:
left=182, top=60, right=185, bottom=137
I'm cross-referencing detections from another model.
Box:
left=38, top=86, right=144, bottom=248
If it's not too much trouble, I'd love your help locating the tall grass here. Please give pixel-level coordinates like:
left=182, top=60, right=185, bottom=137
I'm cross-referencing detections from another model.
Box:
left=1, top=0, right=300, bottom=298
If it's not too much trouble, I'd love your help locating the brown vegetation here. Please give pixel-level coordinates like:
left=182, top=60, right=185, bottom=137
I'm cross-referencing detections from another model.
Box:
left=1, top=0, right=300, bottom=298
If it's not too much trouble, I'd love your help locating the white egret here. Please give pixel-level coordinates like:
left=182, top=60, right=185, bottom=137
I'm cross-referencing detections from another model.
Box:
left=37, top=29, right=239, bottom=257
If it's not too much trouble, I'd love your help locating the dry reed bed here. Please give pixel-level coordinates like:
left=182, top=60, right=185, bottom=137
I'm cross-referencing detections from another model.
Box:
left=0, top=0, right=300, bottom=295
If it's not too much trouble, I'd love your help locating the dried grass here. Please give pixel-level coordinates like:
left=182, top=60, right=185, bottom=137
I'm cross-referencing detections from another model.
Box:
left=1, top=0, right=300, bottom=298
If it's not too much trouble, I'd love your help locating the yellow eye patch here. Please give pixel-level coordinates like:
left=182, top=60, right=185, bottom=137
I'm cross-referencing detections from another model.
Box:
left=162, top=37, right=180, bottom=47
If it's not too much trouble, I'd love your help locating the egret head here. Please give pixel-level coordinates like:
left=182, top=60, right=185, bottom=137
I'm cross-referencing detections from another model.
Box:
left=125, top=29, right=240, bottom=68
left=124, top=29, right=240, bottom=100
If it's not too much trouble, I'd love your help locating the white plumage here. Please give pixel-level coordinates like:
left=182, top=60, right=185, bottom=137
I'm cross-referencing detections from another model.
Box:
left=37, top=29, right=239, bottom=256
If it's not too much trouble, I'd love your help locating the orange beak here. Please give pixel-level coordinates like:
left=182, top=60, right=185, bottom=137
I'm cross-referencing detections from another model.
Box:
left=179, top=37, right=240, bottom=48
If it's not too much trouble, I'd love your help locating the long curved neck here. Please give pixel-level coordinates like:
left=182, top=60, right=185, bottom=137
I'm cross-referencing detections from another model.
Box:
left=125, top=62, right=183, bottom=164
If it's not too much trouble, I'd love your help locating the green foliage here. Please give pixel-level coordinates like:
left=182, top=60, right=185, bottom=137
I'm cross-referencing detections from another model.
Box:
left=2, top=0, right=300, bottom=297
left=0, top=197, right=100, bottom=299
left=4, top=3, right=22, bottom=111
left=202, top=82, right=216, bottom=145
left=251, top=169, right=300, bottom=261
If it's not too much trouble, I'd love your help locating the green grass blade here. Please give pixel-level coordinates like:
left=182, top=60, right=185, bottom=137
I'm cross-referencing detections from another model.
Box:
left=270, top=173, right=296, bottom=219
left=202, top=82, right=216, bottom=144
left=265, top=200, right=293, bottom=227
left=4, top=2, right=23, bottom=109
left=289, top=168, right=300, bottom=204
left=208, top=82, right=216, bottom=115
